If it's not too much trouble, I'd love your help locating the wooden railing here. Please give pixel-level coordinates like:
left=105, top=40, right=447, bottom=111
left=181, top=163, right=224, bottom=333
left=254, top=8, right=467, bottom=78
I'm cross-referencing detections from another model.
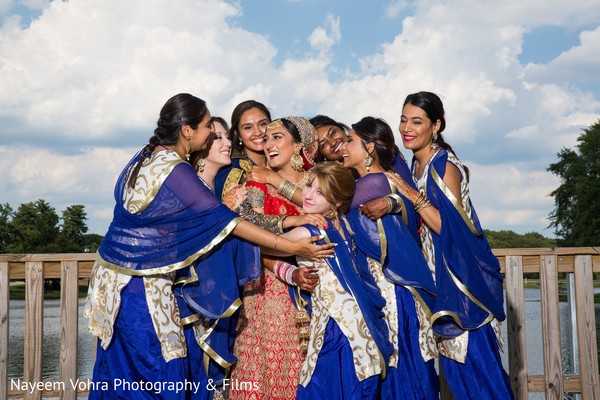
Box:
left=1, top=248, right=599, bottom=399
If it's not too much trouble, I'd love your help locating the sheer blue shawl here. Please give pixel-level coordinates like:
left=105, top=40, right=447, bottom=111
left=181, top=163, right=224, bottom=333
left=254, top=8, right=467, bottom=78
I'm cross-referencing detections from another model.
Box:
left=424, top=149, right=505, bottom=338
left=348, top=173, right=436, bottom=305
left=97, top=149, right=260, bottom=378
left=305, top=221, right=393, bottom=370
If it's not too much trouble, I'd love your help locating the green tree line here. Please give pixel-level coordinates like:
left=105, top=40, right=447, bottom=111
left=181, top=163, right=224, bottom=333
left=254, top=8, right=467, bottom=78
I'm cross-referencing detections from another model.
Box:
left=0, top=199, right=102, bottom=254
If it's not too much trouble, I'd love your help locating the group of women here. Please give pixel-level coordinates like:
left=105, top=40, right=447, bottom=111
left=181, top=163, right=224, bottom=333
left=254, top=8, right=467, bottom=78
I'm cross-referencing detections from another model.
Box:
left=85, top=91, right=514, bottom=399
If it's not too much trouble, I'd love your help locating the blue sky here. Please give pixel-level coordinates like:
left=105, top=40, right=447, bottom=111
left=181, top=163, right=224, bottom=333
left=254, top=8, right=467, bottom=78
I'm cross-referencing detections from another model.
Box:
left=1, top=0, right=599, bottom=237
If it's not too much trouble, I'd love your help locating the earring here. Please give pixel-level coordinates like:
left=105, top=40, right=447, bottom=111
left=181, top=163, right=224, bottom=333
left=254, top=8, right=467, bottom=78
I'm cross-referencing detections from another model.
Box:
left=291, top=147, right=304, bottom=171
left=431, top=132, right=439, bottom=150
left=363, top=153, right=373, bottom=172
left=184, top=137, right=191, bottom=161
left=197, top=158, right=205, bottom=172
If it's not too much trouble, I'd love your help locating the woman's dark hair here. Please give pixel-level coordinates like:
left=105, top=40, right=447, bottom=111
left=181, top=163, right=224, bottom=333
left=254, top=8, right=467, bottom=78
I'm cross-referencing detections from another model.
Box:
left=309, top=114, right=349, bottom=133
left=129, top=93, right=208, bottom=188
left=230, top=100, right=271, bottom=154
left=351, top=116, right=398, bottom=171
left=403, top=91, right=467, bottom=176
left=403, top=91, right=453, bottom=153
left=279, top=118, right=302, bottom=143
left=190, top=116, right=230, bottom=170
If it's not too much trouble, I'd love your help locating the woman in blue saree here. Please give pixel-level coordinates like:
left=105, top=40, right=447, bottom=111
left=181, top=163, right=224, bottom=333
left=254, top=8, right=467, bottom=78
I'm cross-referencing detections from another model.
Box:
left=388, top=91, right=514, bottom=399
left=270, top=162, right=392, bottom=399
left=341, top=117, right=439, bottom=399
left=84, top=93, right=334, bottom=400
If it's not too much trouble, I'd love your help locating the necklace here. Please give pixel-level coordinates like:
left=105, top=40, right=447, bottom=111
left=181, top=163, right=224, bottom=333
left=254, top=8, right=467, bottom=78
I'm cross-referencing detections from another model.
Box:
left=292, top=171, right=310, bottom=188
left=197, top=174, right=214, bottom=193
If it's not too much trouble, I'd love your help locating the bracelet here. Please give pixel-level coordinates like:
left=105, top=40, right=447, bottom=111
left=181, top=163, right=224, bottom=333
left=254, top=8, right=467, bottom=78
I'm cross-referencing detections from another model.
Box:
left=277, top=216, right=288, bottom=233
left=384, top=196, right=394, bottom=214
left=277, top=179, right=296, bottom=201
left=413, top=190, right=431, bottom=213
left=274, top=233, right=280, bottom=251
left=273, top=260, right=298, bottom=286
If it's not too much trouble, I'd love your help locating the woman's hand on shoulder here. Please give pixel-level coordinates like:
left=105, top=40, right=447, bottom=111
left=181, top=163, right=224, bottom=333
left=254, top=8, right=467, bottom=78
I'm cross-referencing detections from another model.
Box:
left=286, top=214, right=328, bottom=229
left=385, top=172, right=418, bottom=202
left=247, top=166, right=278, bottom=187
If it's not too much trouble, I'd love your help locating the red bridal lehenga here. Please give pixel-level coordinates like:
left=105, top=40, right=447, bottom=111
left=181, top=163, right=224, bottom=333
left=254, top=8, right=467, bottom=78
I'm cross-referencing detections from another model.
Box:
left=229, top=180, right=307, bottom=400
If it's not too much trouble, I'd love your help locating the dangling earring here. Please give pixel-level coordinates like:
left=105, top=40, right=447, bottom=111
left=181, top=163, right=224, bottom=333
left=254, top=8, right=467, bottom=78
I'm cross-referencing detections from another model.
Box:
left=291, top=147, right=304, bottom=171
left=431, top=132, right=439, bottom=150
left=184, top=137, right=191, bottom=161
left=363, top=152, right=373, bottom=172
left=197, top=158, right=205, bottom=172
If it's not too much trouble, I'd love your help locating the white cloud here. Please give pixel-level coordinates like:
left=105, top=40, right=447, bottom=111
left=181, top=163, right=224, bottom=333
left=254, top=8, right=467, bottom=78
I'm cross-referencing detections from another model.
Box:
left=0, top=0, right=598, bottom=236
left=524, top=26, right=600, bottom=84
left=308, top=13, right=341, bottom=55
left=384, top=0, right=408, bottom=19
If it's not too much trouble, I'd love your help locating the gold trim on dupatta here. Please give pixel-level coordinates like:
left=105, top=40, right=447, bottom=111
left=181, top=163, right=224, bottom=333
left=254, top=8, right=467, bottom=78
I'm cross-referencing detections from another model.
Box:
left=430, top=167, right=479, bottom=236
left=430, top=260, right=494, bottom=330
left=318, top=227, right=387, bottom=380
left=96, top=217, right=243, bottom=276
left=133, top=158, right=186, bottom=214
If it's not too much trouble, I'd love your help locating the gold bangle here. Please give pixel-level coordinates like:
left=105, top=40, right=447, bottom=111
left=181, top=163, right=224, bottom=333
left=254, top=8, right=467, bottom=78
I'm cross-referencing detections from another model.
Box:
left=274, top=233, right=280, bottom=251
left=384, top=196, right=393, bottom=214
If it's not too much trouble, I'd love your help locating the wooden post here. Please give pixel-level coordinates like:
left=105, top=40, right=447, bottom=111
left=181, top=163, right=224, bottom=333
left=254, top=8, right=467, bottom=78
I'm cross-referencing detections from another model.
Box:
left=59, top=261, right=78, bottom=400
left=506, top=255, right=526, bottom=399
left=24, top=261, right=43, bottom=400
left=0, top=261, right=9, bottom=399
left=540, top=254, right=564, bottom=399
left=574, top=255, right=600, bottom=399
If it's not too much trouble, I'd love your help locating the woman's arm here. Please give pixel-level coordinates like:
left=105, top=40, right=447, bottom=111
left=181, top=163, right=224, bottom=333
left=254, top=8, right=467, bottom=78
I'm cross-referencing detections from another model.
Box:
left=233, top=220, right=334, bottom=260
left=386, top=162, right=462, bottom=235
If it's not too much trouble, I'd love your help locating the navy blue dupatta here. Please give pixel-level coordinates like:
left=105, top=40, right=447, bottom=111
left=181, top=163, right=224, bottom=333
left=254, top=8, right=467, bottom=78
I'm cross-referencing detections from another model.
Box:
left=349, top=173, right=436, bottom=302
left=304, top=221, right=393, bottom=369
left=97, top=149, right=260, bottom=380
left=425, top=149, right=505, bottom=338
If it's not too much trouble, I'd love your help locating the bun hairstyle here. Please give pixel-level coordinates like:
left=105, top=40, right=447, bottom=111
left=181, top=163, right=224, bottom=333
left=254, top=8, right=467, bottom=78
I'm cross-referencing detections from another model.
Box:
left=128, top=93, right=208, bottom=188
left=309, top=162, right=356, bottom=215
left=351, top=116, right=398, bottom=171
left=229, top=100, right=272, bottom=155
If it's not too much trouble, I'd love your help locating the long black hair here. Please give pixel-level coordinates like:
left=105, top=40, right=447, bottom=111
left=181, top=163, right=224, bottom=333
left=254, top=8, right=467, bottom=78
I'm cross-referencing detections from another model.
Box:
left=351, top=116, right=399, bottom=171
left=129, top=93, right=208, bottom=188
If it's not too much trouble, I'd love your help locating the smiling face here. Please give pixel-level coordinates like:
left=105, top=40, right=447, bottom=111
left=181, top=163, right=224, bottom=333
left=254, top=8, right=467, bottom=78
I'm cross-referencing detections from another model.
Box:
left=301, top=176, right=333, bottom=215
left=205, top=121, right=232, bottom=168
left=238, top=107, right=270, bottom=154
left=340, top=129, right=371, bottom=176
left=264, top=124, right=301, bottom=171
left=399, top=103, right=440, bottom=154
left=316, top=124, right=347, bottom=162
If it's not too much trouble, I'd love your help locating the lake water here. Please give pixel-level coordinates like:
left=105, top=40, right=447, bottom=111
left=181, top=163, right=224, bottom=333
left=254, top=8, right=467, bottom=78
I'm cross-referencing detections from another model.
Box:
left=7, top=289, right=600, bottom=397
